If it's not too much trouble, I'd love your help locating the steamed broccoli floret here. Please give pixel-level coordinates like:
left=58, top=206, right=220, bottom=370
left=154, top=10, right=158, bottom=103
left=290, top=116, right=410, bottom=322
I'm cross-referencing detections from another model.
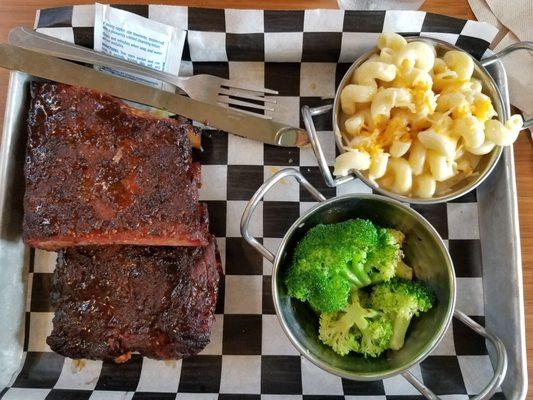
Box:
left=319, top=291, right=392, bottom=357
left=285, top=219, right=403, bottom=313
left=386, top=229, right=405, bottom=246
left=364, top=228, right=404, bottom=283
left=369, top=278, right=435, bottom=350
left=356, top=316, right=394, bottom=357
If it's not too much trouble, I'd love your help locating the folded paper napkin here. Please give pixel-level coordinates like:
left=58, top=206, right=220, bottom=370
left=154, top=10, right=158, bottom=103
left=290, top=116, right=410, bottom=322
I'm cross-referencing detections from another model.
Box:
left=468, top=0, right=533, bottom=134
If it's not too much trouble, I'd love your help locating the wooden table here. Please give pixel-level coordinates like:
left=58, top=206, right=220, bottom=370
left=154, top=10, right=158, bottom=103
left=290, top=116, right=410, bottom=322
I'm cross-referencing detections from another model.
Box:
left=0, top=0, right=531, bottom=395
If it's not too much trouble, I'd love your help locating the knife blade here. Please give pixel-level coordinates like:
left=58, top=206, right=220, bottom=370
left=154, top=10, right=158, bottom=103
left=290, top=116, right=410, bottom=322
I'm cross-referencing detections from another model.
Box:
left=0, top=43, right=309, bottom=148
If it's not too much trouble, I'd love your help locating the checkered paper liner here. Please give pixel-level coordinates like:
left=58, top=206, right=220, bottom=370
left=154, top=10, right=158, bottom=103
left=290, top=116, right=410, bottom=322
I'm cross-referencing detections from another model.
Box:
left=0, top=5, right=505, bottom=400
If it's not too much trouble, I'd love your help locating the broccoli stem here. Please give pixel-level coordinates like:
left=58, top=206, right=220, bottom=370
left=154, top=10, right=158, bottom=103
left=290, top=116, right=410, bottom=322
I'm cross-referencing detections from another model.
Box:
left=390, top=314, right=413, bottom=350
left=342, top=262, right=372, bottom=288
left=395, top=261, right=413, bottom=280
left=340, top=292, right=378, bottom=331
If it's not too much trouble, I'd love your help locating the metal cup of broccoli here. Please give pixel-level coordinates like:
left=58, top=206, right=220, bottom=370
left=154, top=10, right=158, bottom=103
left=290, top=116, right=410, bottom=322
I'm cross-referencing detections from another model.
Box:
left=242, top=168, right=505, bottom=396
left=269, top=194, right=455, bottom=382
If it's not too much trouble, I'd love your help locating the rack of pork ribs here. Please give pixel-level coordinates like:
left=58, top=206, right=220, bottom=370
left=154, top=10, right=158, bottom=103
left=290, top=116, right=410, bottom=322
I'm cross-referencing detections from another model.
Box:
left=24, top=82, right=222, bottom=363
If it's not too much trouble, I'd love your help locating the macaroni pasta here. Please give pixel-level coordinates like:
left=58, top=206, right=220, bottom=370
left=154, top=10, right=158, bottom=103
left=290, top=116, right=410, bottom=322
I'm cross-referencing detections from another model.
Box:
left=334, top=33, right=524, bottom=198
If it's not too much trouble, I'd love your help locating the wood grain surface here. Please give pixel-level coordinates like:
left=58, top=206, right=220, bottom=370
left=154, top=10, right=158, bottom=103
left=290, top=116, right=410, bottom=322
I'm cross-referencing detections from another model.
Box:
left=0, top=0, right=530, bottom=396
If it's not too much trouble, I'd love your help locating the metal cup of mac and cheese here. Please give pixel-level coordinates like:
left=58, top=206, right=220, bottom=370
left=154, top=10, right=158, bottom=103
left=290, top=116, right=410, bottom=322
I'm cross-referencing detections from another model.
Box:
left=302, top=35, right=532, bottom=204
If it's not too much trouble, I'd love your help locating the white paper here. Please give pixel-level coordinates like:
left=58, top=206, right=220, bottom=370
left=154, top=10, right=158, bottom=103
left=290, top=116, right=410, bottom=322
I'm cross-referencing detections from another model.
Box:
left=93, top=3, right=186, bottom=89
left=467, top=0, right=533, bottom=137
left=337, top=0, right=425, bottom=10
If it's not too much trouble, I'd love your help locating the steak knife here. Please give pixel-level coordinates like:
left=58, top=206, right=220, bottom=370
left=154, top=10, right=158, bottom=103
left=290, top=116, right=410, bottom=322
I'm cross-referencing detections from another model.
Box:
left=0, top=43, right=309, bottom=148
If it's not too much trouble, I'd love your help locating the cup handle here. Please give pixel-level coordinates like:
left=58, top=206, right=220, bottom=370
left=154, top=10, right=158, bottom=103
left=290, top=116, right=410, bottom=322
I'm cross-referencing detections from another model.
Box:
left=301, top=104, right=356, bottom=188
left=401, top=309, right=508, bottom=400
left=240, top=168, right=326, bottom=263
left=480, top=41, right=533, bottom=129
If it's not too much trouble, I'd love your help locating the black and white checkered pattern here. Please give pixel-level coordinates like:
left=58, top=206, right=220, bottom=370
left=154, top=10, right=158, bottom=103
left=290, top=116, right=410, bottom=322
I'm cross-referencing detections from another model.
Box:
left=0, top=5, right=502, bottom=400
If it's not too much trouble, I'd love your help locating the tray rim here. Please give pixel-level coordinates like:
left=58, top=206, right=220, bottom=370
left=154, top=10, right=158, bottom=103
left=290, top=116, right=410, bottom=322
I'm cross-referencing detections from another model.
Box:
left=0, top=60, right=527, bottom=397
left=478, top=56, right=527, bottom=400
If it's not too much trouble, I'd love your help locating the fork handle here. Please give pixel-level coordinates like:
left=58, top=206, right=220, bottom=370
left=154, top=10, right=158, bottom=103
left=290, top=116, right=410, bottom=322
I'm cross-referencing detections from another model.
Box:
left=8, top=27, right=186, bottom=89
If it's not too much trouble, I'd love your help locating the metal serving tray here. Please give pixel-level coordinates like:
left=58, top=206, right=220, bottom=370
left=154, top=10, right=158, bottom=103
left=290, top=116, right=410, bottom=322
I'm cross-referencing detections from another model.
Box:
left=0, top=58, right=527, bottom=398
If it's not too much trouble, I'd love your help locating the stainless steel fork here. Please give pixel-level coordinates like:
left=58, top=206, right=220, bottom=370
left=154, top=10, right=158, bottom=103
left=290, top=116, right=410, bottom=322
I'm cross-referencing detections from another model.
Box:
left=8, top=27, right=278, bottom=118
